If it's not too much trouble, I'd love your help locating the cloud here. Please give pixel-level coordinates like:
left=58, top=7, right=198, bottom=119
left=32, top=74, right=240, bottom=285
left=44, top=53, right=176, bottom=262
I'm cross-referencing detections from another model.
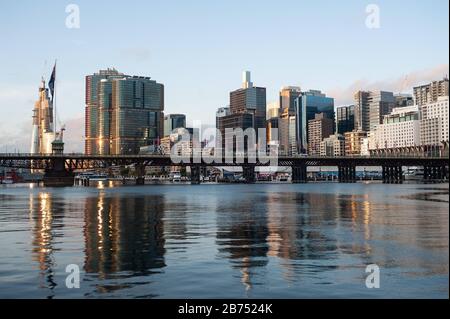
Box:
left=329, top=64, right=449, bottom=106
left=0, top=115, right=85, bottom=154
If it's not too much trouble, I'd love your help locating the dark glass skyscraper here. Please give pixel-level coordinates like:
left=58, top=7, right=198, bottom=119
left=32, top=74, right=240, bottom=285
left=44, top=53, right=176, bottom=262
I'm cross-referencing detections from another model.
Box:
left=294, top=90, right=334, bottom=154
left=336, top=105, right=355, bottom=135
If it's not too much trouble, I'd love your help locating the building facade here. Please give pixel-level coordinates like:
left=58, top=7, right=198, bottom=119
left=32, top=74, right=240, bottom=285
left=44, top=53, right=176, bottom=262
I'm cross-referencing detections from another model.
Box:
left=266, top=101, right=279, bottom=120
left=217, top=113, right=255, bottom=153
left=420, top=96, right=449, bottom=146
left=395, top=93, right=414, bottom=108
left=344, top=130, right=367, bottom=156
left=278, top=108, right=297, bottom=155
left=85, top=69, right=164, bottom=155
left=229, top=71, right=266, bottom=131
left=368, top=105, right=420, bottom=150
left=164, top=114, right=186, bottom=137
left=307, top=113, right=333, bottom=156
left=354, top=90, right=395, bottom=132
left=336, top=105, right=355, bottom=135
left=279, top=86, right=301, bottom=115
left=414, top=77, right=449, bottom=106
left=295, top=90, right=334, bottom=154
left=320, top=134, right=345, bottom=157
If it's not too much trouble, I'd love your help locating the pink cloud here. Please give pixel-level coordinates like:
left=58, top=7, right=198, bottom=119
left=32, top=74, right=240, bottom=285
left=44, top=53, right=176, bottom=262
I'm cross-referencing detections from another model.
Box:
left=329, top=64, right=449, bottom=106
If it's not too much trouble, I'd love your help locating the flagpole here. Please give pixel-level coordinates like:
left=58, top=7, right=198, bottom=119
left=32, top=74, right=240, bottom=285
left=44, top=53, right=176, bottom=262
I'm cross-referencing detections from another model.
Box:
left=53, top=60, right=57, bottom=141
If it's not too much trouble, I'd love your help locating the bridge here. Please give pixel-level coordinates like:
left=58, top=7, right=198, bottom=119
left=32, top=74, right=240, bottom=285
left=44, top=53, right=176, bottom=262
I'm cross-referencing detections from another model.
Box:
left=0, top=153, right=448, bottom=186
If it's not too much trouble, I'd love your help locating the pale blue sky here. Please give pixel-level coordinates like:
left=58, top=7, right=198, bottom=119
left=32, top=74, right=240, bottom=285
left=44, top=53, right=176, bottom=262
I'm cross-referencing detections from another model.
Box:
left=0, top=0, right=448, bottom=152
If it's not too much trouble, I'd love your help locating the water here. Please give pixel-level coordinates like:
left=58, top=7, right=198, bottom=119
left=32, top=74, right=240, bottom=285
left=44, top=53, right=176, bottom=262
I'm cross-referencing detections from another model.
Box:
left=0, top=182, right=448, bottom=299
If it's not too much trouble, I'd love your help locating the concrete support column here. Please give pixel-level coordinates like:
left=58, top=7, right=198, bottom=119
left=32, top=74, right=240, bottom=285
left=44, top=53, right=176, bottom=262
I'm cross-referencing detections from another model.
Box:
left=135, top=163, right=145, bottom=185
left=43, top=158, right=74, bottom=187
left=190, top=165, right=201, bottom=185
left=242, top=165, right=256, bottom=184
left=292, top=164, right=307, bottom=183
left=338, top=165, right=356, bottom=183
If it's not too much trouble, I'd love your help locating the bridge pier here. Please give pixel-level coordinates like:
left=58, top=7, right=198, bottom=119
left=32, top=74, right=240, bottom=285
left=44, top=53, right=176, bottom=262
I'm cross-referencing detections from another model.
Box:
left=291, top=165, right=307, bottom=183
left=382, top=165, right=403, bottom=184
left=423, top=165, right=448, bottom=183
left=338, top=165, right=356, bottom=183
left=190, top=165, right=201, bottom=185
left=242, top=165, right=256, bottom=183
left=135, top=163, right=146, bottom=185
left=43, top=158, right=74, bottom=187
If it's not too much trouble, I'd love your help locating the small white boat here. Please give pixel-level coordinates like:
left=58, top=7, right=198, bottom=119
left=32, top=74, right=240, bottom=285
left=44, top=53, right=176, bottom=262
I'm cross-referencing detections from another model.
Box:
left=1, top=177, right=14, bottom=184
left=404, top=167, right=424, bottom=181
left=170, top=171, right=182, bottom=183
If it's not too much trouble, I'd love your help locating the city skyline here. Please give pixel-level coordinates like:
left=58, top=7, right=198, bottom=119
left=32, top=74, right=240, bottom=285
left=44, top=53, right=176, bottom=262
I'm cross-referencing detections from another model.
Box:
left=0, top=0, right=449, bottom=153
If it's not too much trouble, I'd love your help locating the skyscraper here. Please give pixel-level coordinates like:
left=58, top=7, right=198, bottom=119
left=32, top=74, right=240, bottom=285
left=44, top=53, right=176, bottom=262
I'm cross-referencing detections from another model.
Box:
left=413, top=77, right=449, bottom=106
left=368, top=91, right=395, bottom=132
left=85, top=69, right=164, bottom=155
left=354, top=90, right=395, bottom=132
left=307, top=113, right=333, bottom=156
left=279, top=86, right=301, bottom=115
left=294, top=90, right=334, bottom=154
left=354, top=91, right=370, bottom=132
left=85, top=68, right=124, bottom=154
left=30, top=79, right=56, bottom=154
left=216, top=72, right=267, bottom=153
left=229, top=71, right=266, bottom=131
left=164, top=114, right=186, bottom=137
left=336, top=105, right=355, bottom=135
left=278, top=107, right=297, bottom=155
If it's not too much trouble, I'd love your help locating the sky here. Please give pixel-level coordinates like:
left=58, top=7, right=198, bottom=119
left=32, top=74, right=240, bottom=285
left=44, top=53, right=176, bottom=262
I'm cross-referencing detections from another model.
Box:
left=0, top=0, right=448, bottom=153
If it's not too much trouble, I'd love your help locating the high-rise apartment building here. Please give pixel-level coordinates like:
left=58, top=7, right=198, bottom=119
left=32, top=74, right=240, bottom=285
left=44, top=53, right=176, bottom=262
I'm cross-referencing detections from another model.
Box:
left=344, top=130, right=367, bottom=156
left=320, top=134, right=345, bottom=157
left=307, top=113, right=333, bottom=156
left=420, top=96, right=449, bottom=146
left=336, top=105, right=355, bottom=134
left=414, top=77, right=449, bottom=106
left=295, top=90, right=334, bottom=153
left=164, top=114, right=186, bottom=137
left=85, top=69, right=164, bottom=155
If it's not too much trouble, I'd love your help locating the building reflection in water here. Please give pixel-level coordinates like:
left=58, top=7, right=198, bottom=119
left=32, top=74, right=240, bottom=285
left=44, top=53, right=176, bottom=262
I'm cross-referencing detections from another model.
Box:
left=29, top=192, right=64, bottom=299
left=83, top=192, right=166, bottom=287
left=216, top=192, right=379, bottom=289
left=215, top=197, right=269, bottom=291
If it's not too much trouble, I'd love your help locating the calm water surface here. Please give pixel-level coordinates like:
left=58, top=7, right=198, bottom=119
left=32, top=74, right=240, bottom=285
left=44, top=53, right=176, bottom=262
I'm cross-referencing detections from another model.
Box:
left=0, top=182, right=448, bottom=299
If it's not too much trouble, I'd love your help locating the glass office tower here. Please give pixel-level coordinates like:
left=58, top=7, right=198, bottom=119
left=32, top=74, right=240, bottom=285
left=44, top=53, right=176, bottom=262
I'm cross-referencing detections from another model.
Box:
left=85, top=69, right=164, bottom=155
left=294, top=90, right=334, bottom=154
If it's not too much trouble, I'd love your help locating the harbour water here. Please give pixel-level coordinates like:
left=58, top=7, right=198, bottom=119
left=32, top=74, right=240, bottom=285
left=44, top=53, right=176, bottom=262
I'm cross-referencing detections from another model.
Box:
left=0, top=182, right=448, bottom=299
